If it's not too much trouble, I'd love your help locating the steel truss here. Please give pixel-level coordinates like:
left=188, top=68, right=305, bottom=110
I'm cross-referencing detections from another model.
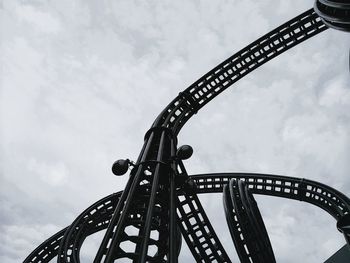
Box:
left=24, top=173, right=350, bottom=262
left=223, top=179, right=276, bottom=262
left=24, top=3, right=350, bottom=263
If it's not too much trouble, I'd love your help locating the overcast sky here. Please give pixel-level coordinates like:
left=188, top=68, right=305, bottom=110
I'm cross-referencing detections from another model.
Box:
left=1, top=0, right=350, bottom=262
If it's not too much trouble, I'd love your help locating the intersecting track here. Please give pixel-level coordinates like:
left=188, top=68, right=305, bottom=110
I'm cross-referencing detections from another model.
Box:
left=223, top=179, right=276, bottom=262
left=24, top=173, right=350, bottom=262
left=191, top=173, right=350, bottom=220
left=24, top=6, right=350, bottom=263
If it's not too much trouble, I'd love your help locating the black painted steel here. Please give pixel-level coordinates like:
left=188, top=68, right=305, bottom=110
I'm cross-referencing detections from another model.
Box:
left=24, top=193, right=122, bottom=263
left=24, top=4, right=350, bottom=263
left=191, top=173, right=350, bottom=221
left=314, top=0, right=350, bottom=32
left=223, top=179, right=275, bottom=263
left=152, top=9, right=327, bottom=135
left=58, top=192, right=122, bottom=263
left=174, top=159, right=231, bottom=263
left=92, top=127, right=179, bottom=262
left=193, top=172, right=350, bottom=252
left=24, top=227, right=68, bottom=263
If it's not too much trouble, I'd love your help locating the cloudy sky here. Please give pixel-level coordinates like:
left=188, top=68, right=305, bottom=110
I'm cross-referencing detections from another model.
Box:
left=1, top=0, right=349, bottom=262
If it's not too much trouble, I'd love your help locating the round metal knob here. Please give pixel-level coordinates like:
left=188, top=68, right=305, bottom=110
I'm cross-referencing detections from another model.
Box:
left=112, top=159, right=129, bottom=176
left=176, top=145, right=193, bottom=160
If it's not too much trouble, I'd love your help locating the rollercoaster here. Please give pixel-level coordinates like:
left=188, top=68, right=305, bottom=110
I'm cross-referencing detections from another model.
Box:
left=24, top=1, right=350, bottom=262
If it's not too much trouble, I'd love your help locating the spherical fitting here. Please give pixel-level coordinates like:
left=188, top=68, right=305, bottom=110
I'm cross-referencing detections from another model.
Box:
left=176, top=145, right=193, bottom=160
left=112, top=159, right=130, bottom=176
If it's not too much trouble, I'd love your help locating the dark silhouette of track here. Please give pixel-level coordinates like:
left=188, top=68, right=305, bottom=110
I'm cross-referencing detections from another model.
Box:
left=24, top=2, right=350, bottom=263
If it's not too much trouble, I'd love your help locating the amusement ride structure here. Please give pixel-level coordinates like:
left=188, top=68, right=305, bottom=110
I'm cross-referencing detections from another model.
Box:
left=24, top=1, right=350, bottom=262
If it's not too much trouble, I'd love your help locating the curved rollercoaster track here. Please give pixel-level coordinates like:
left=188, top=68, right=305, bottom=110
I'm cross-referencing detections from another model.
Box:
left=24, top=2, right=350, bottom=263
left=24, top=173, right=350, bottom=262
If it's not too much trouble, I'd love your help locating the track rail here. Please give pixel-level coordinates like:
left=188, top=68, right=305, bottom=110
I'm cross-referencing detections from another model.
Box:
left=191, top=173, right=350, bottom=221
left=152, top=9, right=327, bottom=134
left=23, top=5, right=346, bottom=263
left=224, top=179, right=276, bottom=262
left=176, top=193, right=231, bottom=263
left=23, top=227, right=68, bottom=263
left=24, top=193, right=122, bottom=263
left=58, top=192, right=122, bottom=262
left=93, top=128, right=178, bottom=263
left=24, top=171, right=350, bottom=262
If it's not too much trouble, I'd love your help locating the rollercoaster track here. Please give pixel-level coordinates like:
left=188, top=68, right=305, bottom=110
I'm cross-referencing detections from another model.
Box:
left=223, top=179, right=276, bottom=263
left=58, top=192, right=122, bottom=263
left=190, top=173, right=350, bottom=220
left=23, top=227, right=68, bottom=263
left=174, top=160, right=232, bottom=263
left=23, top=172, right=350, bottom=263
left=23, top=192, right=122, bottom=263
left=93, top=131, right=180, bottom=262
left=24, top=5, right=349, bottom=263
left=175, top=173, right=350, bottom=262
left=176, top=194, right=232, bottom=263
left=152, top=9, right=327, bottom=135
left=88, top=9, right=328, bottom=263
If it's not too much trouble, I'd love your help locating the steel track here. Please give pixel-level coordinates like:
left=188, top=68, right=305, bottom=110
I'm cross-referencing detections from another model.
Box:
left=24, top=172, right=350, bottom=262
left=223, top=179, right=276, bottom=262
left=23, top=5, right=350, bottom=263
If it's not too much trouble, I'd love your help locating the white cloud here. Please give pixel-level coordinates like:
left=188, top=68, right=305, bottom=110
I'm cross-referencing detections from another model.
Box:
left=14, top=4, right=62, bottom=34
left=319, top=76, right=350, bottom=107
left=0, top=224, right=61, bottom=263
left=27, top=159, right=69, bottom=186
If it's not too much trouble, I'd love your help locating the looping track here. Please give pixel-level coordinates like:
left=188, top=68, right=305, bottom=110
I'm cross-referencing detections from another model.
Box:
left=192, top=173, right=350, bottom=220
left=24, top=173, right=350, bottom=262
left=152, top=9, right=326, bottom=134
left=223, top=179, right=276, bottom=262
left=24, top=6, right=349, bottom=263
